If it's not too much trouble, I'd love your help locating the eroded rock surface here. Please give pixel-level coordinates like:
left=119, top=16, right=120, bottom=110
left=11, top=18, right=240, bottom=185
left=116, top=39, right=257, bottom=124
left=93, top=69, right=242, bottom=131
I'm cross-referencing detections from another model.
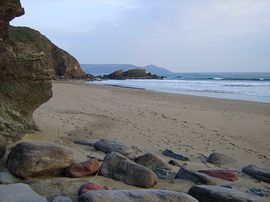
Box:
left=0, top=0, right=53, bottom=142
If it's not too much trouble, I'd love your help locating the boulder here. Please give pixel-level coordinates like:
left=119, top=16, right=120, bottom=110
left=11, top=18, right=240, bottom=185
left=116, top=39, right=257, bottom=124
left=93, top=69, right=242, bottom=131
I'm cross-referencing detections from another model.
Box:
left=0, top=143, right=5, bottom=159
left=100, top=152, right=158, bottom=188
left=80, top=182, right=109, bottom=195
left=135, top=152, right=172, bottom=172
left=0, top=171, right=20, bottom=184
left=207, top=152, right=236, bottom=165
left=94, top=139, right=137, bottom=159
left=242, top=164, right=270, bottom=183
left=7, top=142, right=73, bottom=178
left=163, top=149, right=189, bottom=161
left=78, top=189, right=198, bottom=202
left=175, top=167, right=217, bottom=185
left=52, top=196, right=72, bottom=202
left=198, top=169, right=238, bottom=181
left=0, top=183, right=47, bottom=202
left=65, top=158, right=99, bottom=178
left=188, top=185, right=266, bottom=202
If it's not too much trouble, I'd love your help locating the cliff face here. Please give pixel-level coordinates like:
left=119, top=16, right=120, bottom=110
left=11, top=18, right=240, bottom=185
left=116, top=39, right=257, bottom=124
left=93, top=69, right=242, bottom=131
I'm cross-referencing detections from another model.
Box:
left=9, top=26, right=85, bottom=79
left=0, top=0, right=53, bottom=142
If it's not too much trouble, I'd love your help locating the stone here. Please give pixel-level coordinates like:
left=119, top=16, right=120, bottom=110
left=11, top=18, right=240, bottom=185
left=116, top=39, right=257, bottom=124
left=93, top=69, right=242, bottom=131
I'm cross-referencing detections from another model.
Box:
left=188, top=185, right=267, bottom=202
left=78, top=189, right=198, bottom=202
left=0, top=183, right=47, bottom=202
left=0, top=0, right=53, bottom=142
left=198, top=169, right=238, bottom=181
left=94, top=138, right=137, bottom=159
left=242, top=164, right=270, bottom=183
left=80, top=182, right=109, bottom=195
left=168, top=159, right=182, bottom=167
left=163, top=149, right=189, bottom=161
left=175, top=167, right=217, bottom=185
left=0, top=143, right=6, bottom=159
left=134, top=152, right=172, bottom=174
left=52, top=196, right=72, bottom=202
left=0, top=171, right=20, bottom=184
left=247, top=188, right=270, bottom=197
left=207, top=152, right=236, bottom=165
left=100, top=152, right=158, bottom=188
left=7, top=142, right=73, bottom=178
left=155, top=168, right=176, bottom=179
left=65, top=158, right=99, bottom=178
left=74, top=140, right=99, bottom=147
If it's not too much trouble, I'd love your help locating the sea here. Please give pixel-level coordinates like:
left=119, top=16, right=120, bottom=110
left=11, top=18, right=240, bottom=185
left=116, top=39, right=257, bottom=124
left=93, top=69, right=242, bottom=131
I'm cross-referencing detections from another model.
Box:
left=88, top=72, right=270, bottom=103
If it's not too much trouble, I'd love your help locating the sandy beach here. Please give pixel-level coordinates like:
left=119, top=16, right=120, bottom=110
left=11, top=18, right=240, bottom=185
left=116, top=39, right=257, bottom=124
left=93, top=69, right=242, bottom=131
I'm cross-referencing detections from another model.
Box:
left=20, top=81, right=270, bottom=197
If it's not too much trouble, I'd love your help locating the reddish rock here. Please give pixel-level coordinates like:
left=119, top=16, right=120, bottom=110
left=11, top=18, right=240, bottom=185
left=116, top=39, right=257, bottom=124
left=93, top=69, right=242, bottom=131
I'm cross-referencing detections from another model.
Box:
left=199, top=169, right=238, bottom=182
left=80, top=182, right=109, bottom=195
left=65, top=159, right=99, bottom=178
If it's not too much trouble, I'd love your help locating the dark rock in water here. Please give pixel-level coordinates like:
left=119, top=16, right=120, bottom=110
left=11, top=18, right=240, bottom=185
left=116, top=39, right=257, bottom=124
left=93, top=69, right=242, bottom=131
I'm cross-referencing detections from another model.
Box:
left=247, top=187, right=270, bottom=197
left=0, top=171, right=21, bottom=184
left=52, top=196, right=72, bottom=202
left=0, top=183, right=47, bottom=202
left=242, top=164, right=270, bottom=183
left=168, top=159, right=182, bottom=167
left=135, top=152, right=172, bottom=172
left=100, top=152, right=158, bottom=188
left=188, top=185, right=267, bottom=202
left=155, top=168, right=176, bottom=179
left=65, top=158, right=99, bottom=178
left=207, top=152, right=236, bottom=165
left=0, top=143, right=6, bottom=159
left=94, top=138, right=137, bottom=159
left=7, top=142, right=73, bottom=178
left=102, top=68, right=165, bottom=80
left=80, top=182, right=109, bottom=195
left=163, top=149, right=189, bottom=161
left=199, top=169, right=238, bottom=182
left=78, top=189, right=198, bottom=202
left=175, top=167, right=217, bottom=185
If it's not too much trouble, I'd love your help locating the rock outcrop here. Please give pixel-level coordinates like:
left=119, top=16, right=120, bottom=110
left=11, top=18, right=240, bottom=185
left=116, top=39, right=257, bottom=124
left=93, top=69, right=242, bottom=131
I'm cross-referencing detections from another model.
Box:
left=9, top=26, right=85, bottom=79
left=100, top=152, right=158, bottom=188
left=7, top=142, right=74, bottom=178
left=0, top=0, right=53, bottom=142
left=78, top=189, right=198, bottom=202
left=102, top=68, right=165, bottom=80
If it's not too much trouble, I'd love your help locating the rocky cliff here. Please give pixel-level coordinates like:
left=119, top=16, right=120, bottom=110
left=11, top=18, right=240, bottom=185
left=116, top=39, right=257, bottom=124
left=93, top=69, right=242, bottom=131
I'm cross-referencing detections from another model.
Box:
left=0, top=0, right=53, bottom=142
left=9, top=26, right=85, bottom=79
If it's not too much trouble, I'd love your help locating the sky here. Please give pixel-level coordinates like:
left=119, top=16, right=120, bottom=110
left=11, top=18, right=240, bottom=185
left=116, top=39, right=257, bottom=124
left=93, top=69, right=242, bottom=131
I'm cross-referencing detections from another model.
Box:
left=11, top=0, right=270, bottom=72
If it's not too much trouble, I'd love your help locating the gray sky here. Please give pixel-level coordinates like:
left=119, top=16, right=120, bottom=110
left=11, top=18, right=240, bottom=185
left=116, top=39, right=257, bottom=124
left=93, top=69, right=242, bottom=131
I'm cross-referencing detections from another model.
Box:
left=12, top=0, right=270, bottom=72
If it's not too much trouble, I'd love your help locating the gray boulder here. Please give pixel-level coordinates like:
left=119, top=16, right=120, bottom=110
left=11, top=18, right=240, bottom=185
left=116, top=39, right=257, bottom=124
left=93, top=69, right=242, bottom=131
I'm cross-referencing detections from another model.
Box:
left=94, top=139, right=137, bottom=159
left=188, top=185, right=267, bottom=202
left=242, top=164, right=270, bottom=183
left=7, top=142, right=73, bottom=178
left=135, top=153, right=172, bottom=175
left=0, top=171, right=21, bottom=184
left=100, top=152, right=158, bottom=188
left=0, top=183, right=47, bottom=202
left=207, top=152, right=236, bottom=165
left=175, top=167, right=217, bottom=185
left=78, top=189, right=198, bottom=202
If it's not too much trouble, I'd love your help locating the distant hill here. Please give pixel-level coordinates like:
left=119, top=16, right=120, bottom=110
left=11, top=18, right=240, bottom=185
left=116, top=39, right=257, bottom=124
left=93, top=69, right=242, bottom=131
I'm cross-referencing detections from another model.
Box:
left=81, top=64, right=174, bottom=76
